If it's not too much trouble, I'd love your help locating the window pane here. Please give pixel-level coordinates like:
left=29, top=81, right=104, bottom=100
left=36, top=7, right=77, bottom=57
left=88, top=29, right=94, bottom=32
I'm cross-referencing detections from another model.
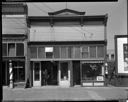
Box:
left=34, top=63, right=40, bottom=81
left=46, top=52, right=53, bottom=58
left=82, top=46, right=88, bottom=52
left=97, top=46, right=104, bottom=58
left=8, top=43, right=15, bottom=57
left=16, top=43, right=24, bottom=56
left=30, top=47, right=37, bottom=58
left=61, top=47, right=68, bottom=58
left=2, top=43, right=7, bottom=56
left=54, top=46, right=60, bottom=58
left=82, top=52, right=88, bottom=58
left=38, top=47, right=45, bottom=58
left=82, top=46, right=88, bottom=58
left=90, top=46, right=96, bottom=58
left=68, top=46, right=72, bottom=58
left=74, top=47, right=80, bottom=58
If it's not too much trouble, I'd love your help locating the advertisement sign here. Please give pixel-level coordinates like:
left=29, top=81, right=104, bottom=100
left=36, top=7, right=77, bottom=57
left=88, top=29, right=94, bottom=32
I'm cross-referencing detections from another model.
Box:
left=116, top=36, right=128, bottom=75
left=45, top=47, right=53, bottom=52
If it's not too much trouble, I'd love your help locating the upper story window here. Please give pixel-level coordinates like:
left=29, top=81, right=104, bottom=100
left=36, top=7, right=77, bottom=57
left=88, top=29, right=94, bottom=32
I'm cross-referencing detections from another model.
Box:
left=60, top=46, right=68, bottom=58
left=81, top=46, right=89, bottom=58
left=2, top=43, right=24, bottom=57
left=29, top=45, right=105, bottom=59
left=8, top=43, right=15, bottom=57
left=38, top=47, right=45, bottom=58
left=54, top=46, right=60, bottom=58
left=97, top=46, right=104, bottom=58
left=16, top=43, right=24, bottom=56
left=30, top=47, right=37, bottom=58
left=90, top=46, right=96, bottom=58
left=2, top=43, right=7, bottom=56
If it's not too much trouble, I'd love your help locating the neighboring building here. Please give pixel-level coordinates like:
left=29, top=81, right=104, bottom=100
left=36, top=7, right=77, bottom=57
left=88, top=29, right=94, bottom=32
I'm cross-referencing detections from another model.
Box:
left=28, top=9, right=108, bottom=87
left=2, top=3, right=28, bottom=87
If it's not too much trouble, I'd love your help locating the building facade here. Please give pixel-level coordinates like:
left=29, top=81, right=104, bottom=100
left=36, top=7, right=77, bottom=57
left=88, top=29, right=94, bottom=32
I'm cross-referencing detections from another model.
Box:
left=2, top=3, right=28, bottom=87
left=28, top=9, right=108, bottom=87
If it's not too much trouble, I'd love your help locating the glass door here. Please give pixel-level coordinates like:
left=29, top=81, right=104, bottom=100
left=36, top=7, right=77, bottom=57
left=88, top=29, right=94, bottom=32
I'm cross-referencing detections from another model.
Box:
left=59, top=61, right=70, bottom=87
left=33, top=62, right=41, bottom=87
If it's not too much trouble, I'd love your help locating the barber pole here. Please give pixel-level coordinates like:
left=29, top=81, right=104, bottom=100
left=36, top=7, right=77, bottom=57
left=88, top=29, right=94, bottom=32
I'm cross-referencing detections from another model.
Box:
left=9, top=60, right=13, bottom=88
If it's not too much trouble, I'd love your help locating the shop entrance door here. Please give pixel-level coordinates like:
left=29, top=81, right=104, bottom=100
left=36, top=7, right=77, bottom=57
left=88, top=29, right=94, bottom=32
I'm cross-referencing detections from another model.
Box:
left=33, top=62, right=41, bottom=87
left=59, top=61, right=70, bottom=87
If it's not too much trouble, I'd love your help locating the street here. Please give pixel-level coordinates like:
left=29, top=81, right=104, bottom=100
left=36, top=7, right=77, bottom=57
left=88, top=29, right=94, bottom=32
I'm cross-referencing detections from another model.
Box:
left=2, top=86, right=128, bottom=102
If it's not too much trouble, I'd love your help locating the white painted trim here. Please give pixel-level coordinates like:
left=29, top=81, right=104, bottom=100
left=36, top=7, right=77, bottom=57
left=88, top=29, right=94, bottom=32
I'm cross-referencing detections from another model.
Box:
left=2, top=15, right=25, bottom=18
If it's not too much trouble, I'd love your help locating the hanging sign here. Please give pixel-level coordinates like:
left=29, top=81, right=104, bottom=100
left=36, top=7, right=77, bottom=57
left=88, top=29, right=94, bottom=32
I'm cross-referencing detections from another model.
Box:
left=45, top=47, right=53, bottom=52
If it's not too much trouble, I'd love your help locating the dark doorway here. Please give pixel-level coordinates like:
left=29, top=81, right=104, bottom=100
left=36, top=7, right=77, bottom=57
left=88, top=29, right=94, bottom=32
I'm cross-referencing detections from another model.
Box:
left=41, top=61, right=58, bottom=85
left=73, top=61, right=80, bottom=85
left=2, top=61, right=6, bottom=86
left=2, top=61, right=9, bottom=86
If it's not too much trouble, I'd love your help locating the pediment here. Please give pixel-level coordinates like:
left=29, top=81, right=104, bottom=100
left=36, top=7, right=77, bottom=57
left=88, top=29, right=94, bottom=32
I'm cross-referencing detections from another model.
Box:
left=48, top=8, right=85, bottom=16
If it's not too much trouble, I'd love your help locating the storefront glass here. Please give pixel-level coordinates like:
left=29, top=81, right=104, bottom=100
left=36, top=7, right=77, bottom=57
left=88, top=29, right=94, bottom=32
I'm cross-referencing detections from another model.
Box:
left=82, top=63, right=103, bottom=81
left=13, top=61, right=25, bottom=82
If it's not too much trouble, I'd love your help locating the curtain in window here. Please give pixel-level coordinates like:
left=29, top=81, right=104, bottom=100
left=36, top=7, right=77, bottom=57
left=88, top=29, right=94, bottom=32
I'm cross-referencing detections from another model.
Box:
left=8, top=43, right=15, bottom=57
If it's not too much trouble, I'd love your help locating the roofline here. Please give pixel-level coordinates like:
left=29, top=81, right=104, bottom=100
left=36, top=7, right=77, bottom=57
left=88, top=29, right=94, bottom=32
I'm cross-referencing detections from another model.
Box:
left=29, top=15, right=107, bottom=20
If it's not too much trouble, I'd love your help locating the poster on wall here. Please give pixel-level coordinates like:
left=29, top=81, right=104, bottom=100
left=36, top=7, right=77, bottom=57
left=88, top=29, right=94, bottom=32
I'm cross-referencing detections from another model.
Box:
left=123, top=44, right=128, bottom=71
left=116, top=36, right=128, bottom=75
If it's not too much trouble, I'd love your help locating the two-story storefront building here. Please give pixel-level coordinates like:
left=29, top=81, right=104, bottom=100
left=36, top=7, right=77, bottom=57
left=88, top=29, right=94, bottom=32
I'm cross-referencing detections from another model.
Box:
left=28, top=9, right=108, bottom=87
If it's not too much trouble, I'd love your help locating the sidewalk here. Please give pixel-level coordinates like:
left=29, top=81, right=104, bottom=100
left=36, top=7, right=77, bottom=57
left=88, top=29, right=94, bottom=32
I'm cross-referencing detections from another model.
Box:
left=3, top=86, right=128, bottom=101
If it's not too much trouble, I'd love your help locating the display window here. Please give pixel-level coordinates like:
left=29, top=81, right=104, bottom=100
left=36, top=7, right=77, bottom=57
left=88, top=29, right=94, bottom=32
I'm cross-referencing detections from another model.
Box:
left=82, top=63, right=104, bottom=81
left=13, top=61, right=25, bottom=82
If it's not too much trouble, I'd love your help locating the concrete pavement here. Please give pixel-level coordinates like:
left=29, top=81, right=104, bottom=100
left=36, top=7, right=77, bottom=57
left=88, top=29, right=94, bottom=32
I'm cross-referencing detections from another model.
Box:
left=2, top=86, right=128, bottom=101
